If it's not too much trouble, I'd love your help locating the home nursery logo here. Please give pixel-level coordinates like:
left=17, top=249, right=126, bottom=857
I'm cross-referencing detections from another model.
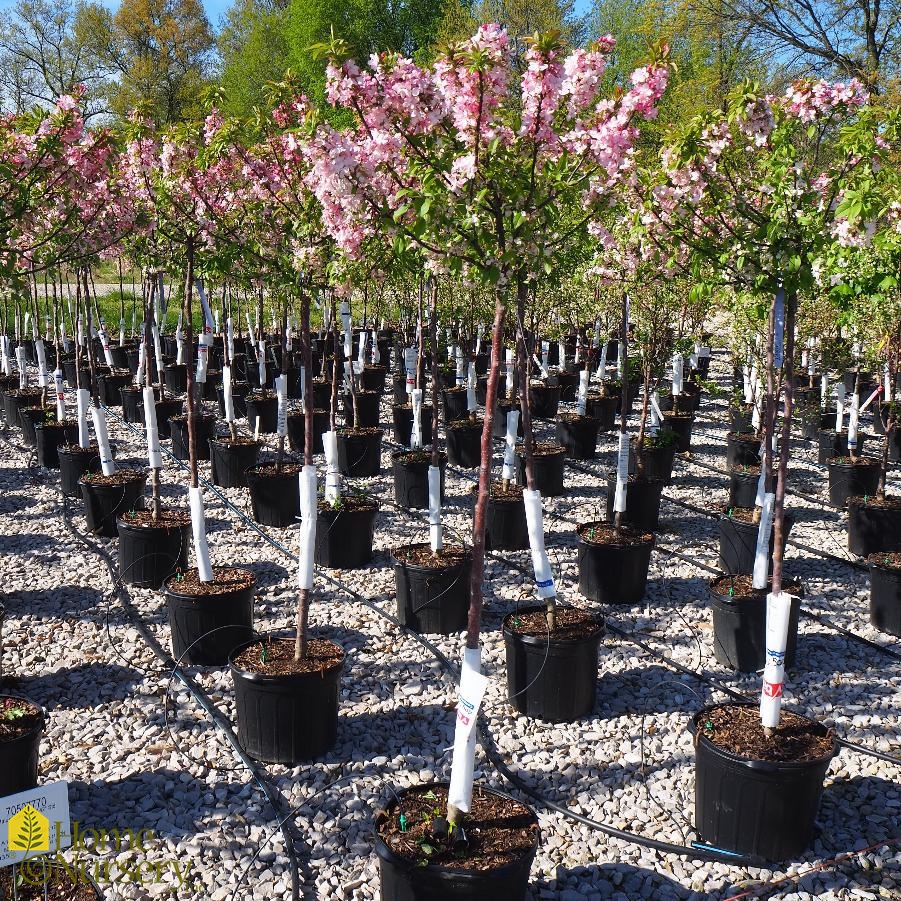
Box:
left=8, top=804, right=49, bottom=855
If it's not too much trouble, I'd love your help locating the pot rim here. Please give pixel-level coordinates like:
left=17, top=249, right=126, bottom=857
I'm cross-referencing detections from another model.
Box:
left=228, top=631, right=345, bottom=683
left=501, top=604, right=605, bottom=645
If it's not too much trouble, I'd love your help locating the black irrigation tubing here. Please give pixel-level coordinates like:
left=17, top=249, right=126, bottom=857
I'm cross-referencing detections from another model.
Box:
left=93, top=406, right=772, bottom=867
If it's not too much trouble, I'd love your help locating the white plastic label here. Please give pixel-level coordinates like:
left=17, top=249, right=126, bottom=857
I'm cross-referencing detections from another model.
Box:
left=188, top=486, right=213, bottom=582
left=119, top=317, right=126, bottom=347
left=466, top=363, right=477, bottom=412
left=760, top=591, right=792, bottom=728
left=0, top=336, right=9, bottom=375
left=835, top=383, right=846, bottom=432
left=614, top=431, right=629, bottom=513
left=144, top=386, right=162, bottom=469
left=505, top=349, right=514, bottom=397
left=411, top=388, right=423, bottom=449
left=54, top=369, right=65, bottom=421
left=523, top=489, right=554, bottom=598
left=258, top=340, right=267, bottom=388
left=672, top=354, right=684, bottom=395
left=76, top=388, right=91, bottom=449
left=222, top=364, right=235, bottom=423
left=616, top=342, right=624, bottom=380
left=323, top=430, right=341, bottom=503
left=860, top=385, right=882, bottom=413
left=90, top=406, right=116, bottom=476
left=276, top=374, right=288, bottom=437
left=577, top=369, right=589, bottom=415
left=151, top=325, right=164, bottom=381
left=404, top=347, right=416, bottom=395
left=847, top=391, right=860, bottom=451
left=196, top=341, right=208, bottom=384
left=752, top=492, right=775, bottom=590
left=298, top=464, right=317, bottom=590
left=501, top=410, right=519, bottom=482
left=447, top=647, right=487, bottom=817
left=15, top=346, right=27, bottom=389
left=34, top=338, right=48, bottom=387
left=475, top=324, right=484, bottom=356
left=428, top=465, right=443, bottom=553
left=0, top=780, right=71, bottom=867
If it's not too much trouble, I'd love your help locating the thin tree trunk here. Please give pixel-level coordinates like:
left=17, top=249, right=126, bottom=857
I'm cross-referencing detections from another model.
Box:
left=758, top=301, right=777, bottom=525
left=516, top=275, right=536, bottom=490
left=430, top=279, right=440, bottom=466
left=295, top=283, right=314, bottom=663
left=184, top=237, right=199, bottom=490
left=613, top=294, right=630, bottom=531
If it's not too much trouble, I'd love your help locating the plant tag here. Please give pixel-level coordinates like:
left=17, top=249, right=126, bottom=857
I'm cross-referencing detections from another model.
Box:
left=505, top=349, right=514, bottom=397
left=0, top=780, right=71, bottom=867
left=54, top=369, right=65, bottom=422
left=501, top=410, right=519, bottom=482
left=466, top=363, right=477, bottom=412
left=447, top=647, right=487, bottom=817
left=258, top=339, right=267, bottom=389
left=428, top=465, right=443, bottom=553
left=189, top=486, right=213, bottom=582
left=614, top=431, right=629, bottom=513
left=411, top=389, right=423, bottom=450
left=404, top=347, right=416, bottom=395
left=152, top=325, right=164, bottom=381
left=752, top=493, right=775, bottom=589
left=835, top=383, right=845, bottom=432
left=524, top=489, right=554, bottom=598
left=15, top=346, right=27, bottom=389
left=144, top=386, right=162, bottom=469
left=577, top=369, right=589, bottom=415
left=475, top=323, right=484, bottom=355
left=298, top=465, right=317, bottom=590
left=860, top=384, right=882, bottom=413
left=222, top=364, right=235, bottom=423
left=847, top=391, right=859, bottom=451
left=275, top=374, right=288, bottom=437
left=90, top=406, right=116, bottom=476
left=541, top=340, right=549, bottom=373
left=76, top=389, right=91, bottom=449
left=773, top=287, right=785, bottom=368
left=323, top=431, right=341, bottom=503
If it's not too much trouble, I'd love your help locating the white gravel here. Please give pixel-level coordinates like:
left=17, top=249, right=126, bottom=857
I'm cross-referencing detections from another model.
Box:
left=0, top=349, right=898, bottom=901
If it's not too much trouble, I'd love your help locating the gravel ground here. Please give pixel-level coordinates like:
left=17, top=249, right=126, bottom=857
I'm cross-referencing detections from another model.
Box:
left=0, top=350, right=898, bottom=901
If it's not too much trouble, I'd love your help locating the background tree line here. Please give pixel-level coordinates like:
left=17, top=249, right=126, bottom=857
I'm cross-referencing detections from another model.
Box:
left=1, top=0, right=899, bottom=127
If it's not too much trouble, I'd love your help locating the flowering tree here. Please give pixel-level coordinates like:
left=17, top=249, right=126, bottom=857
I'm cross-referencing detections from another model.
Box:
left=306, top=23, right=668, bottom=822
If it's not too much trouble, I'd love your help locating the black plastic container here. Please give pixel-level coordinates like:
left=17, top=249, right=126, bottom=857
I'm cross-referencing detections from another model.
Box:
left=35, top=421, right=78, bottom=469
left=215, top=381, right=249, bottom=419
left=586, top=394, right=618, bottom=431
left=392, top=546, right=471, bottom=634
left=868, top=556, right=901, bottom=637
left=826, top=457, right=880, bottom=507
left=847, top=498, right=901, bottom=556
left=154, top=399, right=184, bottom=439
left=245, top=465, right=301, bottom=528
left=337, top=428, right=383, bottom=477
left=166, top=570, right=255, bottom=665
left=392, top=451, right=446, bottom=509
left=503, top=608, right=604, bottom=723
left=97, top=371, right=132, bottom=407
left=169, top=413, right=217, bottom=461
left=245, top=392, right=278, bottom=434
left=0, top=700, right=43, bottom=796
left=555, top=414, right=600, bottom=460
left=717, top=511, right=794, bottom=575
left=342, top=390, right=381, bottom=428
left=485, top=489, right=528, bottom=551
left=59, top=444, right=103, bottom=498
left=515, top=444, right=566, bottom=496
left=818, top=429, right=868, bottom=465
left=209, top=438, right=261, bottom=489
left=446, top=419, right=483, bottom=468
left=604, top=473, right=664, bottom=532
left=18, top=406, right=46, bottom=446
left=556, top=370, right=578, bottom=401
left=391, top=404, right=434, bottom=448
left=528, top=382, right=561, bottom=420
left=709, top=577, right=801, bottom=672
left=164, top=363, right=188, bottom=394
left=315, top=502, right=378, bottom=568
left=117, top=514, right=190, bottom=588
left=361, top=364, right=388, bottom=394
left=662, top=412, right=694, bottom=453
left=442, top=387, right=469, bottom=422
left=726, top=432, right=761, bottom=467
left=728, top=467, right=773, bottom=509
left=692, top=703, right=836, bottom=860
left=631, top=438, right=677, bottom=485
left=492, top=401, right=523, bottom=440
left=577, top=523, right=654, bottom=605
left=120, top=385, right=149, bottom=423
left=374, top=783, right=539, bottom=901
left=230, top=636, right=344, bottom=763
left=287, top=409, right=329, bottom=455
left=79, top=470, right=147, bottom=537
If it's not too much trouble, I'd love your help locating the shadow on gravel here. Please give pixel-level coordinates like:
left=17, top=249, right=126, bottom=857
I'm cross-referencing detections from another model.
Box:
left=18, top=662, right=144, bottom=709
left=530, top=862, right=689, bottom=900
left=598, top=663, right=708, bottom=717
left=0, top=531, right=59, bottom=552
left=3, top=585, right=106, bottom=617
left=816, top=775, right=901, bottom=863
left=0, top=492, right=41, bottom=513
left=333, top=703, right=450, bottom=763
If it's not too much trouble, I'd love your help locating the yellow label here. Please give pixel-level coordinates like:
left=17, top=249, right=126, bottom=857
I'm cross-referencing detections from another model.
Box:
left=9, top=804, right=49, bottom=854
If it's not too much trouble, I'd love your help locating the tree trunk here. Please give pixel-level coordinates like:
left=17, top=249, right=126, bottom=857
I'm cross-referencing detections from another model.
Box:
left=184, top=237, right=199, bottom=490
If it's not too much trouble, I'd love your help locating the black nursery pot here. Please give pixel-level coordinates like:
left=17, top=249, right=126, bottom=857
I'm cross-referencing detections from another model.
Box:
left=556, top=369, right=579, bottom=401
left=315, top=502, right=378, bottom=568
left=79, top=470, right=148, bottom=538
left=442, top=387, right=470, bottom=422
left=97, top=370, right=132, bottom=407
left=169, top=413, right=217, bottom=461
left=446, top=418, right=483, bottom=468
left=337, top=428, right=383, bottom=477
left=485, top=489, right=529, bottom=551
left=515, top=444, right=566, bottom=496
left=245, top=465, right=301, bottom=528
left=555, top=414, right=600, bottom=460
left=209, top=438, right=261, bottom=489
left=717, top=510, right=794, bottom=576
left=728, top=467, right=773, bottom=509
left=585, top=394, right=618, bottom=431
left=392, top=451, right=446, bottom=509
left=604, top=472, right=664, bottom=532
left=528, top=382, right=561, bottom=420
left=631, top=439, right=677, bottom=485
left=374, top=782, right=539, bottom=901
left=215, top=381, right=249, bottom=419
left=817, top=429, right=868, bottom=466
left=492, top=401, right=523, bottom=440
left=164, top=363, right=188, bottom=395
left=726, top=432, right=761, bottom=467
left=287, top=409, right=330, bottom=455
left=35, top=421, right=78, bottom=469
left=230, top=636, right=344, bottom=764
left=662, top=412, right=694, bottom=453
left=391, top=404, right=434, bottom=447
left=503, top=607, right=604, bottom=723
left=826, top=457, right=880, bottom=507
left=166, top=569, right=255, bottom=666
left=361, top=364, right=388, bottom=394
left=18, top=406, right=47, bottom=447
left=154, top=399, right=184, bottom=439
left=577, top=523, right=654, bottom=605
left=847, top=498, right=901, bottom=557
left=0, top=700, right=43, bottom=796
left=709, top=576, right=801, bottom=672
left=245, top=392, right=278, bottom=434
left=59, top=445, right=103, bottom=498
left=692, top=703, right=836, bottom=860
left=120, top=385, right=150, bottom=424
left=117, top=514, right=190, bottom=589
left=868, top=555, right=901, bottom=637
left=391, top=545, right=471, bottom=634
left=342, top=390, right=381, bottom=428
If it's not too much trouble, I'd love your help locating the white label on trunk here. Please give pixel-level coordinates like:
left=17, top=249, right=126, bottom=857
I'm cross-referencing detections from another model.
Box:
left=152, top=325, right=164, bottom=381
left=0, top=336, right=9, bottom=375
left=577, top=369, right=589, bottom=415
left=752, top=492, right=775, bottom=589
left=428, top=464, right=443, bottom=553
left=404, top=347, right=416, bottom=395
left=523, top=488, right=555, bottom=598
left=135, top=342, right=145, bottom=387
left=447, top=646, right=487, bottom=818
left=54, top=369, right=66, bottom=421
left=759, top=591, right=792, bottom=728
left=475, top=324, right=484, bottom=356
left=176, top=324, right=185, bottom=365
left=258, top=340, right=267, bottom=388
left=505, top=349, right=514, bottom=397
left=614, top=430, right=629, bottom=513
left=466, top=363, right=477, bottom=411
left=119, top=317, right=126, bottom=347
left=743, top=365, right=752, bottom=404
left=456, top=348, right=466, bottom=386
left=501, top=410, right=519, bottom=482
left=323, top=430, right=341, bottom=503
left=90, top=406, right=116, bottom=476
left=189, top=486, right=214, bottom=582
left=835, top=383, right=845, bottom=432
left=77, top=388, right=91, bottom=448
left=754, top=463, right=767, bottom=508
left=821, top=373, right=828, bottom=404
left=341, top=303, right=352, bottom=360
left=650, top=391, right=664, bottom=424
left=411, top=388, right=423, bottom=449
left=847, top=391, right=860, bottom=451
left=222, top=364, right=235, bottom=423
left=15, top=346, right=27, bottom=389
left=196, top=342, right=209, bottom=384
left=860, top=385, right=882, bottom=413
left=807, top=337, right=815, bottom=375
left=34, top=338, right=48, bottom=387
left=885, top=363, right=891, bottom=397
left=144, top=386, right=162, bottom=469
left=616, top=342, right=624, bottom=380
left=276, top=374, right=288, bottom=437
left=541, top=340, right=549, bottom=373
left=298, top=464, right=317, bottom=590
left=227, top=317, right=234, bottom=361
left=759, top=658, right=785, bottom=729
